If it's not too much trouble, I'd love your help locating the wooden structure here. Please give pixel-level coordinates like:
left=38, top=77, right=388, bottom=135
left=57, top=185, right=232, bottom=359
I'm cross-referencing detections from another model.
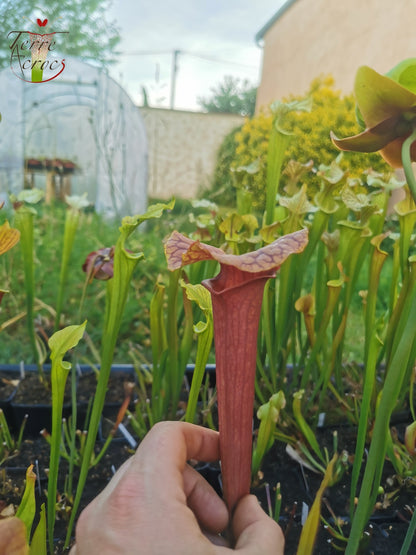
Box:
left=24, top=158, right=77, bottom=203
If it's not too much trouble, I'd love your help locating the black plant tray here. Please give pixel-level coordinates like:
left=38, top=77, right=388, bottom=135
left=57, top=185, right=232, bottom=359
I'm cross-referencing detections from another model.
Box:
left=0, top=364, right=137, bottom=437
left=0, top=363, right=217, bottom=438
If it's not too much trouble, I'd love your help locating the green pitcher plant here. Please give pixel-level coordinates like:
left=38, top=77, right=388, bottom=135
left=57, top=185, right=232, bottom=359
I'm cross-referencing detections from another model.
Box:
left=12, top=189, right=46, bottom=378
left=54, top=194, right=90, bottom=330
left=0, top=465, right=47, bottom=554
left=47, top=321, right=86, bottom=552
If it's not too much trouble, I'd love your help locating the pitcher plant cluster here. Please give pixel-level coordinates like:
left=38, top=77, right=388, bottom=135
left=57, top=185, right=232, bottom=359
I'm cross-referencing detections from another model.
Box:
left=0, top=59, right=415, bottom=554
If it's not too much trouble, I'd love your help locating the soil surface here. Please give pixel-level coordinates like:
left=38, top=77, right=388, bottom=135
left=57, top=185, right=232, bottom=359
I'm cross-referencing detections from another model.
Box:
left=2, top=422, right=415, bottom=554
left=254, top=425, right=414, bottom=554
left=1, top=369, right=415, bottom=554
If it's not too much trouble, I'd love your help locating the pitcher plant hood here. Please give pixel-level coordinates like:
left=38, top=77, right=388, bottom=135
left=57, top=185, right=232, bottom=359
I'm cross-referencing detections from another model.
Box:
left=331, top=61, right=416, bottom=168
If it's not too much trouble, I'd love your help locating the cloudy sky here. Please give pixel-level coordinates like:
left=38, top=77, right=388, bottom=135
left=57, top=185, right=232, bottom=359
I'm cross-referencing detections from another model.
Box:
left=107, top=0, right=285, bottom=111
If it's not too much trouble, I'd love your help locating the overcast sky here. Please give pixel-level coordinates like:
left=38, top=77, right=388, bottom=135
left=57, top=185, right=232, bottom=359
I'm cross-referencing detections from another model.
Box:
left=107, top=0, right=285, bottom=111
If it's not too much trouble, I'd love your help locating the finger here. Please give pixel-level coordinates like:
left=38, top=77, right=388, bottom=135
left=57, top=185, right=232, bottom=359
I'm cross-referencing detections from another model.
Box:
left=90, top=422, right=220, bottom=503
left=232, top=495, right=285, bottom=554
left=0, top=517, right=28, bottom=554
left=129, top=421, right=221, bottom=488
left=86, top=456, right=133, bottom=499
left=183, top=464, right=228, bottom=533
left=140, top=421, right=220, bottom=467
left=84, top=422, right=220, bottom=506
left=78, top=423, right=223, bottom=536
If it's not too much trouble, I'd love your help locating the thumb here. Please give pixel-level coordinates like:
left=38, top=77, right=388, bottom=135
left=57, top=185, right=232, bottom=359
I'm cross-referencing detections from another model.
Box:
left=232, top=495, right=284, bottom=554
left=0, top=517, right=28, bottom=555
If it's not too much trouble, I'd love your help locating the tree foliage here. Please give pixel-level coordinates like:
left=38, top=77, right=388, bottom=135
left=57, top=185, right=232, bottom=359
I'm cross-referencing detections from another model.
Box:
left=198, top=75, right=257, bottom=117
left=0, top=0, right=120, bottom=69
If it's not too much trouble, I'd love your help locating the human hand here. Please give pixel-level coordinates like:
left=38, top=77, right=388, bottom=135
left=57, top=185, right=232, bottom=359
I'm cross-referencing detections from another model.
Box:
left=70, top=421, right=284, bottom=554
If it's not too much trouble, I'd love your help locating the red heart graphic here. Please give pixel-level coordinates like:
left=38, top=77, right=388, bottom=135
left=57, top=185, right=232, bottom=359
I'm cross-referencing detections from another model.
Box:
left=37, top=18, right=48, bottom=27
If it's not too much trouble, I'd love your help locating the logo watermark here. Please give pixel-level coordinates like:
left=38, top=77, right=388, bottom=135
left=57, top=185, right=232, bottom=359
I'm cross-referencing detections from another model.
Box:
left=8, top=17, right=68, bottom=83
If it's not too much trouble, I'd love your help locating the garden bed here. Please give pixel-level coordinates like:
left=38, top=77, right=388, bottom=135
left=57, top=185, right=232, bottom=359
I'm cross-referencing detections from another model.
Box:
left=2, top=420, right=415, bottom=554
left=2, top=361, right=415, bottom=553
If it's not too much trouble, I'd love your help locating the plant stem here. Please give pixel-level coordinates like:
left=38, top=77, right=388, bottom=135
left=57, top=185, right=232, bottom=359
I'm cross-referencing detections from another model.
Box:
left=346, top=282, right=416, bottom=554
left=15, top=208, right=44, bottom=380
left=401, top=125, right=416, bottom=204
left=185, top=323, right=213, bottom=424
left=55, top=208, right=80, bottom=331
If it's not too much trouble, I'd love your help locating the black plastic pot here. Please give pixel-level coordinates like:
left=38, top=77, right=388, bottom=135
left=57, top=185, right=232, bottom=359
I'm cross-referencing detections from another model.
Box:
left=0, top=370, right=20, bottom=423
left=0, top=364, right=139, bottom=437
left=7, top=367, right=71, bottom=436
left=0, top=363, right=217, bottom=438
left=76, top=364, right=136, bottom=422
left=185, top=363, right=216, bottom=388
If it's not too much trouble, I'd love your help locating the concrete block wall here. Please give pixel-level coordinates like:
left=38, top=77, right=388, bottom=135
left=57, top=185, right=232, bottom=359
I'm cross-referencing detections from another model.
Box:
left=140, top=107, right=243, bottom=199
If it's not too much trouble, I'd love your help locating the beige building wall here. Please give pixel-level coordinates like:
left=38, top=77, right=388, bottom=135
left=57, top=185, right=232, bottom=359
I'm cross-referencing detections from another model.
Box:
left=140, top=107, right=243, bottom=199
left=256, top=0, right=416, bottom=111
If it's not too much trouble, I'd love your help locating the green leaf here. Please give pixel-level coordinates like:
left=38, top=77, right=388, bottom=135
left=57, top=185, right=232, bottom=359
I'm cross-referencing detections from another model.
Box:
left=355, top=66, right=416, bottom=127
left=366, top=172, right=406, bottom=191
left=150, top=281, right=167, bottom=364
left=386, top=58, right=416, bottom=94
left=120, top=199, right=175, bottom=235
left=189, top=211, right=216, bottom=229
left=194, top=320, right=209, bottom=334
left=394, top=186, right=416, bottom=216
left=317, top=159, right=345, bottom=185
left=120, top=200, right=175, bottom=259
left=259, top=221, right=281, bottom=244
left=252, top=392, right=286, bottom=476
left=49, top=321, right=87, bottom=362
left=241, top=214, right=259, bottom=235
left=279, top=184, right=316, bottom=215
left=29, top=504, right=47, bottom=555
left=293, top=390, right=324, bottom=463
left=338, top=219, right=372, bottom=234
left=191, top=199, right=218, bottom=211
left=341, top=188, right=371, bottom=212
left=219, top=212, right=244, bottom=242
left=234, top=159, right=261, bottom=175
left=67, top=201, right=174, bottom=546
left=181, top=281, right=212, bottom=314
left=297, top=455, right=338, bottom=555
left=17, top=188, right=45, bottom=204
left=16, top=465, right=37, bottom=542
left=270, top=97, right=312, bottom=134
left=65, top=193, right=89, bottom=210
